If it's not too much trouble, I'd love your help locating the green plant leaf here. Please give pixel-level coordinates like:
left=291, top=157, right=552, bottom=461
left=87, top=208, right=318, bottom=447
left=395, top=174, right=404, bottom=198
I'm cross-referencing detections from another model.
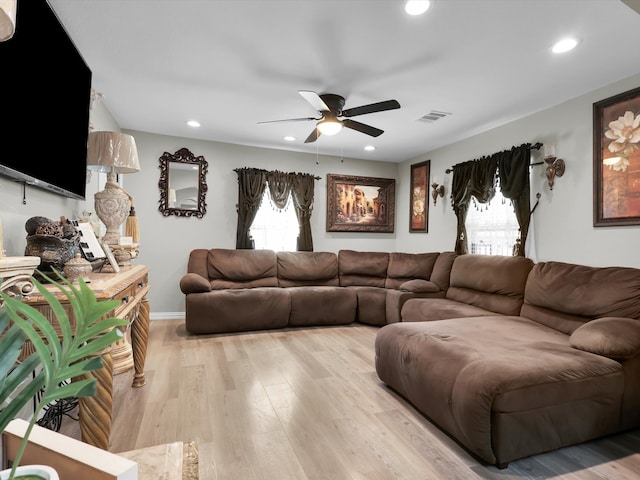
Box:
left=0, top=352, right=40, bottom=407
left=0, top=369, right=45, bottom=434
left=53, top=356, right=103, bottom=384
left=69, top=329, right=124, bottom=364
left=1, top=271, right=129, bottom=474
left=41, top=378, right=97, bottom=403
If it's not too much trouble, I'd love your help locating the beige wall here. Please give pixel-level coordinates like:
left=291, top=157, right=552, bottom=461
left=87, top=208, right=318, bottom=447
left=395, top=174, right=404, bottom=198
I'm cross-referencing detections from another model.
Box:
left=2, top=73, right=639, bottom=317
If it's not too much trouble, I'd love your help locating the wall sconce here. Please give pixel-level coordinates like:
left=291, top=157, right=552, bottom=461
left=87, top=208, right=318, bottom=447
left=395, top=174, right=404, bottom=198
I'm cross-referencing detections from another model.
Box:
left=431, top=182, right=445, bottom=205
left=543, top=145, right=565, bottom=190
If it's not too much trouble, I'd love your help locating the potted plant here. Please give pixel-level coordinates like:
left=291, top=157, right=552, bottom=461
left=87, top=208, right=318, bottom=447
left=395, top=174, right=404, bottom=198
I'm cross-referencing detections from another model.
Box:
left=0, top=270, right=127, bottom=480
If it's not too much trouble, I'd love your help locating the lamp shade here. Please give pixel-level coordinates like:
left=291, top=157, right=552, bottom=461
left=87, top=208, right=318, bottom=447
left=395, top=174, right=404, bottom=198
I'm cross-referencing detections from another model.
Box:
left=87, top=131, right=140, bottom=174
left=0, top=0, right=16, bottom=42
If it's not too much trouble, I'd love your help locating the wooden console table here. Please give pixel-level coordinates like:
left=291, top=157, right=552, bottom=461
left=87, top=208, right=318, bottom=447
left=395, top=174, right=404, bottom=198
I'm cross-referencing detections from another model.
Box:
left=20, top=264, right=151, bottom=451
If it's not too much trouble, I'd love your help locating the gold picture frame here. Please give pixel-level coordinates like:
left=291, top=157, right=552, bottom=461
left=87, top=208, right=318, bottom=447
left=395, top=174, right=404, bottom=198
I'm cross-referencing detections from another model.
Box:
left=326, top=174, right=395, bottom=232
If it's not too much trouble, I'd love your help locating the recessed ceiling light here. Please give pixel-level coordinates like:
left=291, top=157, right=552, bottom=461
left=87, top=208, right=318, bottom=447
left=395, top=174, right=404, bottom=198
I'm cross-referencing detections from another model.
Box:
left=284, top=136, right=296, bottom=141
left=364, top=145, right=375, bottom=151
left=187, top=120, right=200, bottom=127
left=552, top=37, right=579, bottom=53
left=405, top=1, right=431, bottom=16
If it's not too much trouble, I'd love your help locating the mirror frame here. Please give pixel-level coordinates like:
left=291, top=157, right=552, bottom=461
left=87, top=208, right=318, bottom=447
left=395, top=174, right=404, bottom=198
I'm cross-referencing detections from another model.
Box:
left=158, top=147, right=208, bottom=218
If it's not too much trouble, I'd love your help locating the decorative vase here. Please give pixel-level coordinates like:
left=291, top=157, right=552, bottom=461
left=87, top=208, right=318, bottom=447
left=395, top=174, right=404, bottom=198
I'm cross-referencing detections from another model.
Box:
left=0, top=464, right=59, bottom=480
left=63, top=252, right=93, bottom=282
left=94, top=182, right=131, bottom=245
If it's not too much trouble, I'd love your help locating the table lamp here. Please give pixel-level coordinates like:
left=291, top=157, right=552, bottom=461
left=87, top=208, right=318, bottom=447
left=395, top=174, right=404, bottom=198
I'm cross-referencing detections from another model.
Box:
left=86, top=131, right=140, bottom=245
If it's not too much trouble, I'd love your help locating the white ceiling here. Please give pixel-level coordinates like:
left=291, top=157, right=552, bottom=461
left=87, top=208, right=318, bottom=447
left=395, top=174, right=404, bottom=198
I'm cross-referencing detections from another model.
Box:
left=48, top=0, right=640, bottom=163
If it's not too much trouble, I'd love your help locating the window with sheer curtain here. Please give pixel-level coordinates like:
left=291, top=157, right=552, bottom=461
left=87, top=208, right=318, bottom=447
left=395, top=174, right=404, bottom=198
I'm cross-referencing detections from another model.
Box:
left=466, top=186, right=520, bottom=256
left=249, top=185, right=299, bottom=251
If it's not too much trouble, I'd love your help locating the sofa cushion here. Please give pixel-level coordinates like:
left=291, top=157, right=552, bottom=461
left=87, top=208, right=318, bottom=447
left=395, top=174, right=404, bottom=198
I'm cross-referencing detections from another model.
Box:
left=523, top=261, right=640, bottom=334
left=385, top=252, right=439, bottom=289
left=184, top=287, right=290, bottom=334
left=399, top=279, right=440, bottom=293
left=446, top=254, right=534, bottom=315
left=570, top=317, right=640, bottom=359
left=338, top=250, right=388, bottom=287
left=401, top=297, right=498, bottom=322
left=207, top=248, right=278, bottom=289
left=277, top=251, right=339, bottom=287
left=288, top=286, right=356, bottom=326
left=347, top=286, right=388, bottom=326
left=429, top=251, right=458, bottom=291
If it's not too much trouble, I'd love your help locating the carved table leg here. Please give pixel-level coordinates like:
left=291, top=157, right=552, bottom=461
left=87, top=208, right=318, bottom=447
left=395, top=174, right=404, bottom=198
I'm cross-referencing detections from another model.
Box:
left=131, top=297, right=150, bottom=388
left=79, top=350, right=113, bottom=450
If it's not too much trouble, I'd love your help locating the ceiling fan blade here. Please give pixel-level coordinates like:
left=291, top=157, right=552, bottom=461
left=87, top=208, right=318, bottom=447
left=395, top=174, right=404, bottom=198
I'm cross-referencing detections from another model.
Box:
left=342, top=99, right=400, bottom=117
left=304, top=128, right=321, bottom=143
left=299, top=90, right=330, bottom=112
left=257, top=117, right=317, bottom=125
left=342, top=119, right=384, bottom=137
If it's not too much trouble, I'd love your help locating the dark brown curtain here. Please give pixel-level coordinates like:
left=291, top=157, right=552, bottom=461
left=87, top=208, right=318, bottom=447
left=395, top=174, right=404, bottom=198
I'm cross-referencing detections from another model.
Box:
left=450, top=156, right=498, bottom=254
left=234, top=168, right=266, bottom=249
left=265, top=170, right=293, bottom=209
left=290, top=173, right=315, bottom=252
left=235, top=168, right=316, bottom=251
left=450, top=143, right=533, bottom=256
left=496, top=144, right=532, bottom=256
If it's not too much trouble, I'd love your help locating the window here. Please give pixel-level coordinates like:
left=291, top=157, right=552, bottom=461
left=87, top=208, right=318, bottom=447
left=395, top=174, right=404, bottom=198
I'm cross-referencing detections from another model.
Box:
left=250, top=186, right=299, bottom=251
left=465, top=185, right=519, bottom=256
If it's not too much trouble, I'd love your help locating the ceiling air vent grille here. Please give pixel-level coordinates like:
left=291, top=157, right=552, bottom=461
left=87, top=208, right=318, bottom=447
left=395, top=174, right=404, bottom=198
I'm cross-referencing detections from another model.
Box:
left=418, top=110, right=451, bottom=123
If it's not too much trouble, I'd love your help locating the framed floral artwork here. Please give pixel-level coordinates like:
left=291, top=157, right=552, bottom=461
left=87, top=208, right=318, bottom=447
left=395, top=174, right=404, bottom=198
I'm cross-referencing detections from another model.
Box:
left=326, top=174, right=395, bottom=232
left=409, top=160, right=430, bottom=232
left=593, top=86, right=640, bottom=226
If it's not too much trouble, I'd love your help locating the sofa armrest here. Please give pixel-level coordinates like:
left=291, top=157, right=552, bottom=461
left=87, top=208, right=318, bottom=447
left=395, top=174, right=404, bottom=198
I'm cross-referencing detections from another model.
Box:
left=399, top=279, right=440, bottom=293
left=385, top=288, right=446, bottom=324
left=570, top=317, right=640, bottom=359
left=180, top=273, right=212, bottom=294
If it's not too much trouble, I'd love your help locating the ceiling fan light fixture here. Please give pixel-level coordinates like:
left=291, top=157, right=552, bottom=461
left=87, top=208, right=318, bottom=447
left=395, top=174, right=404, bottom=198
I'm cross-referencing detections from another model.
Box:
left=405, top=1, right=431, bottom=16
left=317, top=118, right=343, bottom=136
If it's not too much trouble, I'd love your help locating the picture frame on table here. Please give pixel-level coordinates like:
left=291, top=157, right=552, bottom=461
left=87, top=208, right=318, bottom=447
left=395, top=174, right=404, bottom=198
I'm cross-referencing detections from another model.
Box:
left=593, top=85, right=640, bottom=226
left=409, top=160, right=430, bottom=232
left=326, top=174, right=395, bottom=233
left=100, top=242, right=120, bottom=273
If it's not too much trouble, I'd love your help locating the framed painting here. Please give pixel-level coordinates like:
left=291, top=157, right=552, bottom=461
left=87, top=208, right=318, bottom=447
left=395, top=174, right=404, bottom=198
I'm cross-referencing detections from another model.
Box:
left=593, top=86, right=640, bottom=226
left=326, top=174, right=395, bottom=232
left=409, top=160, right=430, bottom=232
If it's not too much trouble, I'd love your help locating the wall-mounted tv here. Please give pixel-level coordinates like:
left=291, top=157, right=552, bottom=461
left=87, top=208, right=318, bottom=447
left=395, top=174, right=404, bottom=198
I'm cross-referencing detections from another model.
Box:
left=0, top=0, right=92, bottom=200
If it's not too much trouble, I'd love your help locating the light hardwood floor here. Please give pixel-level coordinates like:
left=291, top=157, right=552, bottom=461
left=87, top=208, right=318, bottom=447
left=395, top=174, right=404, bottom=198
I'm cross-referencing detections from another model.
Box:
left=60, top=319, right=640, bottom=479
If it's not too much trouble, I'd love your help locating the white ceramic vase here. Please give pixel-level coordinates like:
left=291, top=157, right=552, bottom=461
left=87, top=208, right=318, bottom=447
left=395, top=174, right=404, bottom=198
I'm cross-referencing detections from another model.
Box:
left=0, top=465, right=59, bottom=480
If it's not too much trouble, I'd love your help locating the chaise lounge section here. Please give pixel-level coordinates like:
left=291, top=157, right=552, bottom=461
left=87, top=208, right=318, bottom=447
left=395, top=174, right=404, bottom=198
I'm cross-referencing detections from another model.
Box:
left=375, top=259, right=640, bottom=467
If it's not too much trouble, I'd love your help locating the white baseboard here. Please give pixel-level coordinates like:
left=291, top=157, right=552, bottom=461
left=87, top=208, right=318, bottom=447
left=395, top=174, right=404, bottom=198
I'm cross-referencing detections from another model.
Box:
left=149, top=312, right=185, bottom=321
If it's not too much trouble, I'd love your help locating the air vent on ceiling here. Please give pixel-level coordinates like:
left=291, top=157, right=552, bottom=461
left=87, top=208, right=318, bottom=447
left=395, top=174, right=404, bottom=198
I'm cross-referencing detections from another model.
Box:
left=418, top=110, right=451, bottom=123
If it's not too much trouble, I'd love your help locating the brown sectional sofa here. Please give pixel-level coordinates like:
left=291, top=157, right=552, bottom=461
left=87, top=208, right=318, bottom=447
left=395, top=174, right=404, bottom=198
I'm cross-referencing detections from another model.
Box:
left=180, top=249, right=640, bottom=468
left=179, top=248, right=453, bottom=334
left=375, top=256, right=640, bottom=468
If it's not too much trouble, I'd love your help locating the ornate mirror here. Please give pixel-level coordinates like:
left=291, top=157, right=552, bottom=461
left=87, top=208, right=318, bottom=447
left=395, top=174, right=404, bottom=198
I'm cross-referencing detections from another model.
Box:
left=158, top=148, right=208, bottom=218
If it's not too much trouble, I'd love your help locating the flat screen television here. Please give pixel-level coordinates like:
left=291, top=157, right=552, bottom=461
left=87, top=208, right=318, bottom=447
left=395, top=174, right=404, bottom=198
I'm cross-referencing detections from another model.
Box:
left=0, top=0, right=92, bottom=200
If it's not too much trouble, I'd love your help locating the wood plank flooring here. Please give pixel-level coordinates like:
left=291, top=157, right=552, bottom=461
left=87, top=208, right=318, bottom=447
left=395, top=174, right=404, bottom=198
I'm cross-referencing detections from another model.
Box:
left=59, top=319, right=640, bottom=479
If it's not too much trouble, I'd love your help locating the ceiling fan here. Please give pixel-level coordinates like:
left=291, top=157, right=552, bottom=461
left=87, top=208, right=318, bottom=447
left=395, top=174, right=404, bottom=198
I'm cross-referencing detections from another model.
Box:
left=258, top=90, right=401, bottom=143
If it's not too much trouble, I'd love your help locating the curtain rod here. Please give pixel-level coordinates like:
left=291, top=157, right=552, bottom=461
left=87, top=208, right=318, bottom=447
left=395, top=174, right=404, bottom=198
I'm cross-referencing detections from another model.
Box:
left=445, top=142, right=543, bottom=174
